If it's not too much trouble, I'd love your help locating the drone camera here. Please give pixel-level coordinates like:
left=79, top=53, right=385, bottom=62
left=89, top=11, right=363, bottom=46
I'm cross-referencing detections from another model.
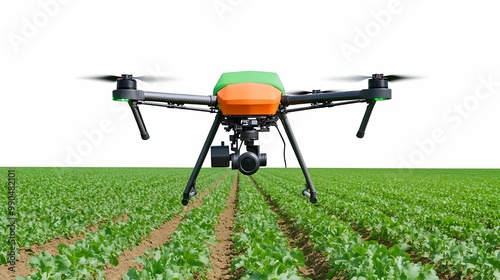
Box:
left=239, top=152, right=267, bottom=175
left=210, top=141, right=267, bottom=175
left=231, top=149, right=267, bottom=176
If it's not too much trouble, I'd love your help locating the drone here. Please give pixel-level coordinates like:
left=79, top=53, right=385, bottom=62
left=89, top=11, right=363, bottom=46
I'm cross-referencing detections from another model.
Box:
left=94, top=71, right=397, bottom=205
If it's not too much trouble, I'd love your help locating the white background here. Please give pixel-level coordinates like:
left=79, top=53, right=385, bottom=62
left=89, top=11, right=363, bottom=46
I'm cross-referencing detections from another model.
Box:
left=1, top=0, right=499, bottom=168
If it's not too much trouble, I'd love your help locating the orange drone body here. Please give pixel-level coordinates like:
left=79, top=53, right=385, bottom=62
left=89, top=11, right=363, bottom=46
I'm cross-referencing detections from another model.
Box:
left=213, top=71, right=285, bottom=116
left=216, top=83, right=281, bottom=116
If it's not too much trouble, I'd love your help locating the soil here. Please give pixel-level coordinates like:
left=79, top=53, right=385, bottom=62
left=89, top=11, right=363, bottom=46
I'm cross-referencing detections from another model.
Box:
left=206, top=172, right=239, bottom=280
left=103, top=213, right=185, bottom=279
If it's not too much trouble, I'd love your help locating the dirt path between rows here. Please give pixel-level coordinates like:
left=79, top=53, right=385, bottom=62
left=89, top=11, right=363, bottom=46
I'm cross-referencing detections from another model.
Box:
left=250, top=177, right=332, bottom=280
left=0, top=214, right=128, bottom=280
left=206, top=172, right=239, bottom=280
left=104, top=173, right=230, bottom=279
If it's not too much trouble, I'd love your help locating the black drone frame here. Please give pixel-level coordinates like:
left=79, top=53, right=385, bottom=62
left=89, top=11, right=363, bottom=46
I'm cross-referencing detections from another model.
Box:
left=112, top=74, right=392, bottom=205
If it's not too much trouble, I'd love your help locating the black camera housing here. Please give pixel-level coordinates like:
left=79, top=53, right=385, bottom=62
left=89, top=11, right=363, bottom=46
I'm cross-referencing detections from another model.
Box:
left=232, top=147, right=267, bottom=175
left=211, top=141, right=267, bottom=175
left=211, top=143, right=230, bottom=167
left=210, top=125, right=267, bottom=176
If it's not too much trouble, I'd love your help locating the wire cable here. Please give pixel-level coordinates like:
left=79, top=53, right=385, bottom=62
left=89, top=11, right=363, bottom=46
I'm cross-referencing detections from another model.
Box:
left=275, top=125, right=287, bottom=168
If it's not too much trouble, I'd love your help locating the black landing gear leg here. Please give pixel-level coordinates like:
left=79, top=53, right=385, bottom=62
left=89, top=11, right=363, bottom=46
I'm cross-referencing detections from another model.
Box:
left=277, top=111, right=317, bottom=203
left=181, top=112, right=223, bottom=205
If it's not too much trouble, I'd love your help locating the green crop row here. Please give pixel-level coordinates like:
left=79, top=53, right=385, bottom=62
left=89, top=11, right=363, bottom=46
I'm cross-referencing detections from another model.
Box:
left=124, top=171, right=235, bottom=279
left=259, top=168, right=500, bottom=247
left=304, top=170, right=500, bottom=278
left=16, top=168, right=228, bottom=279
left=337, top=180, right=500, bottom=246
left=1, top=168, right=154, bottom=264
left=318, top=183, right=500, bottom=278
left=254, top=168, right=500, bottom=279
left=309, top=169, right=500, bottom=244
left=253, top=171, right=439, bottom=279
left=231, top=175, right=304, bottom=279
left=4, top=167, right=499, bottom=279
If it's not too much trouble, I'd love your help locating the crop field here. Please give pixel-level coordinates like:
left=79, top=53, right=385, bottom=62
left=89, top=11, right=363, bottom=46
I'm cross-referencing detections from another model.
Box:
left=1, top=167, right=499, bottom=279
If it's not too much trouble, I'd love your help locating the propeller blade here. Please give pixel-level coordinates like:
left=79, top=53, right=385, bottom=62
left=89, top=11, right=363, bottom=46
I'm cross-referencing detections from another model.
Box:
left=83, top=74, right=177, bottom=83
left=327, top=74, right=419, bottom=82
left=329, top=75, right=370, bottom=82
left=383, top=75, right=417, bottom=82
left=84, top=75, right=122, bottom=82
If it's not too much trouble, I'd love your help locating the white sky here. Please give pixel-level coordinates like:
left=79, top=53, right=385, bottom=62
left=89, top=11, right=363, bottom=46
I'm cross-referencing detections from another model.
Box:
left=1, top=0, right=499, bottom=168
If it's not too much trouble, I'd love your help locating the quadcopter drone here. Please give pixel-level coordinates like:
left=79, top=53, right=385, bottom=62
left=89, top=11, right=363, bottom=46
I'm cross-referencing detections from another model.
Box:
left=101, top=71, right=394, bottom=205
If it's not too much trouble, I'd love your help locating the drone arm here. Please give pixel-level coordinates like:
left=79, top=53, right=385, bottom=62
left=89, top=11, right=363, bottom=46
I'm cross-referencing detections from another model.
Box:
left=143, top=91, right=217, bottom=106
left=281, top=88, right=391, bottom=106
left=113, top=89, right=217, bottom=106
left=113, top=89, right=218, bottom=141
left=281, top=88, right=391, bottom=138
left=281, top=90, right=363, bottom=106
left=282, top=100, right=366, bottom=113
left=138, top=101, right=217, bottom=113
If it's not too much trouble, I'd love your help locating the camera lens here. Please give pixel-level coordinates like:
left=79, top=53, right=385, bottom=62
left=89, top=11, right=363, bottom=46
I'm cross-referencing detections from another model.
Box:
left=238, top=152, right=260, bottom=175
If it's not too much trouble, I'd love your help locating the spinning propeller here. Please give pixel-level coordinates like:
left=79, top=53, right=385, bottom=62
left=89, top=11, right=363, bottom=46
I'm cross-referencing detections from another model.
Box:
left=84, top=74, right=175, bottom=83
left=328, top=74, right=418, bottom=82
